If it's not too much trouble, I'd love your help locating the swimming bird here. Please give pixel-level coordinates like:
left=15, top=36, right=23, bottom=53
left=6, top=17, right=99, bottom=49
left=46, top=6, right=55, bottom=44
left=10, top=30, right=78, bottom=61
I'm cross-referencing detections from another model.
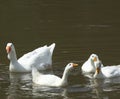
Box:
left=93, top=61, right=120, bottom=79
left=6, top=43, right=55, bottom=72
left=81, top=54, right=102, bottom=74
left=32, top=63, right=78, bottom=87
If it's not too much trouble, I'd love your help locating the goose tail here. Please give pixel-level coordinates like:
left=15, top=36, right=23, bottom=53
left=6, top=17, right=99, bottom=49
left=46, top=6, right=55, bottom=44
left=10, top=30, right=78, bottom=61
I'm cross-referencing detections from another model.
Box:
left=49, top=43, right=56, bottom=55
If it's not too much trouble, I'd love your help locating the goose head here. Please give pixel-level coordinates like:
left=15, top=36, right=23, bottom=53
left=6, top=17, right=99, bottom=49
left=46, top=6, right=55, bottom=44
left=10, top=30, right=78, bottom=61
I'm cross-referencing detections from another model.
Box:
left=6, top=43, right=17, bottom=60
left=89, top=54, right=99, bottom=62
left=64, top=63, right=78, bottom=72
left=61, top=63, right=78, bottom=86
left=93, top=61, right=103, bottom=78
left=95, top=61, right=101, bottom=73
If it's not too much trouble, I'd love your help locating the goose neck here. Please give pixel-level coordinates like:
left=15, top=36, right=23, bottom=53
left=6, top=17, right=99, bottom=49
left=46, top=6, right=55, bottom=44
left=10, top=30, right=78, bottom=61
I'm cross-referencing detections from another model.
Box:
left=9, top=51, right=17, bottom=62
left=61, top=68, right=70, bottom=84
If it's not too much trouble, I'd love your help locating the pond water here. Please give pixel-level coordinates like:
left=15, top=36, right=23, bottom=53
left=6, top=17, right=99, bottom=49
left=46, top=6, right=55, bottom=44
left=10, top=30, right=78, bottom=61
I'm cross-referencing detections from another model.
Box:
left=0, top=0, right=120, bottom=99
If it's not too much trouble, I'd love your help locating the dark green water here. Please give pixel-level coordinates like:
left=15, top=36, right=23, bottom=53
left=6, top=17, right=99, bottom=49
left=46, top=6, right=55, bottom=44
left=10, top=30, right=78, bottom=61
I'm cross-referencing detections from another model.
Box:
left=0, top=0, right=120, bottom=99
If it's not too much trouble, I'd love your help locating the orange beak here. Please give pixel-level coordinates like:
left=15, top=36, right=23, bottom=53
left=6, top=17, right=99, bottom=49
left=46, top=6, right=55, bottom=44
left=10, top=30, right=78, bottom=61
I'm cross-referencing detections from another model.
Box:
left=96, top=67, right=100, bottom=74
left=73, top=63, right=78, bottom=67
left=6, top=46, right=11, bottom=53
left=93, top=57, right=97, bottom=62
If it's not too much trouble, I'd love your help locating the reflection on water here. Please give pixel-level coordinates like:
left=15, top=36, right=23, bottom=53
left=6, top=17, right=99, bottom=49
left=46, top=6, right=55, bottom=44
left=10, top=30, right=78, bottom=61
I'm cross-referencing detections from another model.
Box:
left=32, top=85, right=68, bottom=98
left=1, top=62, right=120, bottom=99
left=7, top=73, right=32, bottom=99
left=1, top=0, right=120, bottom=99
left=88, top=77, right=120, bottom=99
left=5, top=70, right=120, bottom=99
left=89, top=79, right=107, bottom=99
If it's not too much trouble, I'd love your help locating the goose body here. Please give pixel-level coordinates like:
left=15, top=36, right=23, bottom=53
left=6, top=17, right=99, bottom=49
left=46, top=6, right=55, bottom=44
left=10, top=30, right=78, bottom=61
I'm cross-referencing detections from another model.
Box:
left=93, top=61, right=120, bottom=78
left=81, top=54, right=101, bottom=73
left=6, top=43, right=55, bottom=72
left=32, top=63, right=78, bottom=87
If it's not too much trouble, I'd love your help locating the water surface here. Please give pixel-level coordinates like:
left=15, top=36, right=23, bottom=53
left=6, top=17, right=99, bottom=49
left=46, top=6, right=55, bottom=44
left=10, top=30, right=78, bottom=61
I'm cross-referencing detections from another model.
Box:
left=1, top=0, right=120, bottom=99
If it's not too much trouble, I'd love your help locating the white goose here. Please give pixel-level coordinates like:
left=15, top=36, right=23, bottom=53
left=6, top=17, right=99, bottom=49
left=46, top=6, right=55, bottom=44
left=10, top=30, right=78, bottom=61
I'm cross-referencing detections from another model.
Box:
left=6, top=43, right=55, bottom=72
left=32, top=63, right=78, bottom=87
left=81, top=54, right=102, bottom=73
left=93, top=61, right=120, bottom=79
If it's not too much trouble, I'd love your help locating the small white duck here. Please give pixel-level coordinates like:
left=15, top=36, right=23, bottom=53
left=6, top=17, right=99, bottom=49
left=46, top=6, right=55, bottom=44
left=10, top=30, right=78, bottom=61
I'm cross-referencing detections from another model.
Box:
left=6, top=43, right=55, bottom=72
left=93, top=61, right=120, bottom=79
left=32, top=63, right=78, bottom=87
left=81, top=54, right=102, bottom=73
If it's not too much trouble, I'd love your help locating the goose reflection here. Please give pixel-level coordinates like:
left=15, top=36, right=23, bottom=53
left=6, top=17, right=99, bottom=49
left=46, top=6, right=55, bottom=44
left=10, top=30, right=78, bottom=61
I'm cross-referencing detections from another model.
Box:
left=7, top=73, right=32, bottom=99
left=32, top=84, right=68, bottom=98
left=89, top=79, right=108, bottom=99
left=89, top=76, right=120, bottom=99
